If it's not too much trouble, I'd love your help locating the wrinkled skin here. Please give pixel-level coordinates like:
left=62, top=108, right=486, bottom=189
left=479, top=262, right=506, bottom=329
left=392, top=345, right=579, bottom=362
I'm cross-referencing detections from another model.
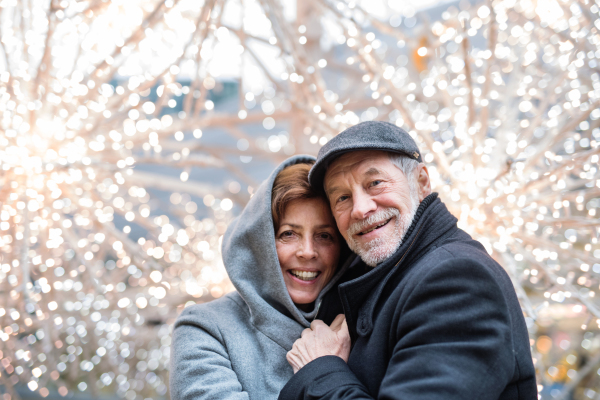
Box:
left=286, top=314, right=350, bottom=373
left=324, top=150, right=431, bottom=259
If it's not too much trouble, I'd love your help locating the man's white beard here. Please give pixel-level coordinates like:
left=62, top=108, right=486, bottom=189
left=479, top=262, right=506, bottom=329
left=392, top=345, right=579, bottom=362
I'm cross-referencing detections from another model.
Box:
left=345, top=186, right=420, bottom=267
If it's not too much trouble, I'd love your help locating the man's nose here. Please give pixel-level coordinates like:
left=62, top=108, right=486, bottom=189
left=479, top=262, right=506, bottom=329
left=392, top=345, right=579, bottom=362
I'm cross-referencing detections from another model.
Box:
left=350, top=191, right=377, bottom=221
left=297, top=237, right=317, bottom=259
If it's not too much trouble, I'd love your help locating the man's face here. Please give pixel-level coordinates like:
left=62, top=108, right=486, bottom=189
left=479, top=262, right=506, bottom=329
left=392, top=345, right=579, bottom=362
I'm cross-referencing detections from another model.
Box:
left=324, top=150, right=430, bottom=266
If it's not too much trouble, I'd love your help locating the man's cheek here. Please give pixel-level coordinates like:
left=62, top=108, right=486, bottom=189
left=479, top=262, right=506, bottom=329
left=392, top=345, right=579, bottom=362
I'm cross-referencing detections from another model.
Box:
left=340, top=227, right=349, bottom=240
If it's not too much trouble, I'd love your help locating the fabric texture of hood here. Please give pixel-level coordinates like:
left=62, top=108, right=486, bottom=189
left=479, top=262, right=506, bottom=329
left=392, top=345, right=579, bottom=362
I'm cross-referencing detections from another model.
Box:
left=221, top=154, right=352, bottom=342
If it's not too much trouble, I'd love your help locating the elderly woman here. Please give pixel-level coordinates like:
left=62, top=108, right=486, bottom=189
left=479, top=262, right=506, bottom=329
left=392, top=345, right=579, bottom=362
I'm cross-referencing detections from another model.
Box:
left=170, top=155, right=353, bottom=400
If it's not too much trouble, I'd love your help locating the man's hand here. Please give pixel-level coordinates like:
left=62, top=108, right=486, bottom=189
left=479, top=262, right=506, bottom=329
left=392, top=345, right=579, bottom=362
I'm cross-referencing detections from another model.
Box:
left=329, top=314, right=346, bottom=332
left=286, top=314, right=351, bottom=374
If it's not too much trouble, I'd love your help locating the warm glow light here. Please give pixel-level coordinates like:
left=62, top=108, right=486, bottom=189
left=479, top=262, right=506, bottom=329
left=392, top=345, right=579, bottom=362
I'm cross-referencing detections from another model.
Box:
left=0, top=0, right=599, bottom=397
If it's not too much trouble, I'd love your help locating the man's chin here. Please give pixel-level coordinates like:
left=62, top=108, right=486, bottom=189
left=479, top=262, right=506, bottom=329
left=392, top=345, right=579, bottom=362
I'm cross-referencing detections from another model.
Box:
left=352, top=237, right=402, bottom=267
left=347, top=203, right=418, bottom=267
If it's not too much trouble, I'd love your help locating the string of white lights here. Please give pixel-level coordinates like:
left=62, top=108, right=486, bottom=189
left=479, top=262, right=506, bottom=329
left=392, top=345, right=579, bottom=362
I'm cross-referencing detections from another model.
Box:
left=0, top=0, right=599, bottom=398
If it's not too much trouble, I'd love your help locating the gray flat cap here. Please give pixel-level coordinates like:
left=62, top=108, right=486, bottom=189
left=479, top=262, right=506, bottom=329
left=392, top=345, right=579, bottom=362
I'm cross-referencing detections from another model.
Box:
left=308, top=121, right=422, bottom=190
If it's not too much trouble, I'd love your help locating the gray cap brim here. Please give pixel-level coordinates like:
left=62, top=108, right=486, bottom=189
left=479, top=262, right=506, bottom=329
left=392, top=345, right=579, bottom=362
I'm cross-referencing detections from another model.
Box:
left=308, top=121, right=422, bottom=191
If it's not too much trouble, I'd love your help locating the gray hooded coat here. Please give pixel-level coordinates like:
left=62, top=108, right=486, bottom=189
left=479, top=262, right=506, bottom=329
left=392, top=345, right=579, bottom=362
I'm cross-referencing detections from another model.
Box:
left=170, top=155, right=352, bottom=400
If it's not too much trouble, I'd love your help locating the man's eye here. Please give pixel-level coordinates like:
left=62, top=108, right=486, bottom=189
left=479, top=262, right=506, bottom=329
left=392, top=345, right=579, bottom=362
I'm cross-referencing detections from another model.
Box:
left=336, top=195, right=349, bottom=203
left=369, top=180, right=382, bottom=187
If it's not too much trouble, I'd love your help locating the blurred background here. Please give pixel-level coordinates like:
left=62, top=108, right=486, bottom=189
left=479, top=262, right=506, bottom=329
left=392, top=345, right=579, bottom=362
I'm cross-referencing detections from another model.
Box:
left=0, top=0, right=599, bottom=398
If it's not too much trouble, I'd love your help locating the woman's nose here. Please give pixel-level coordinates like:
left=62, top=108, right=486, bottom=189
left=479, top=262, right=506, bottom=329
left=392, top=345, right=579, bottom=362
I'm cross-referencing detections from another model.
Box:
left=296, top=238, right=317, bottom=259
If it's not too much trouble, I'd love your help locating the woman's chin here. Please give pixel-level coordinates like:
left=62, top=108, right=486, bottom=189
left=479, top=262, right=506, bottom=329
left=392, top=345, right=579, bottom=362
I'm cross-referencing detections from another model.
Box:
left=289, top=292, right=319, bottom=308
left=294, top=300, right=316, bottom=312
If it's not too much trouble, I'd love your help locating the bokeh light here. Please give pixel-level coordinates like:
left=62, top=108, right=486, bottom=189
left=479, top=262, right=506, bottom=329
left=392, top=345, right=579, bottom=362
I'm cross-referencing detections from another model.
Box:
left=0, top=0, right=599, bottom=398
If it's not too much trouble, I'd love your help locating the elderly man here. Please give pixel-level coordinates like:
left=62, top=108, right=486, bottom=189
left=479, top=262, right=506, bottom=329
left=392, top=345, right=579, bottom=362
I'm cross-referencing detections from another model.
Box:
left=279, top=121, right=537, bottom=400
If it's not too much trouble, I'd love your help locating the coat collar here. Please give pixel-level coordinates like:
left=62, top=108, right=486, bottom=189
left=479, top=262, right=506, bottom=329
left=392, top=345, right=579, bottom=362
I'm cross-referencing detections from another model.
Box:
left=338, top=193, right=459, bottom=340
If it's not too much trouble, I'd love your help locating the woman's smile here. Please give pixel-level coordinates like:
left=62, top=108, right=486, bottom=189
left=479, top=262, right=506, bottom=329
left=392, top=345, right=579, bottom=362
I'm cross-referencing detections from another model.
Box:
left=288, top=269, right=321, bottom=282
left=276, top=197, right=341, bottom=306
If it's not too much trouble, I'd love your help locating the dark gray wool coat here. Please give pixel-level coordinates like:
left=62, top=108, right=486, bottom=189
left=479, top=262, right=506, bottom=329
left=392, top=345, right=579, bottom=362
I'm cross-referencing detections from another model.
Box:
left=279, top=193, right=537, bottom=400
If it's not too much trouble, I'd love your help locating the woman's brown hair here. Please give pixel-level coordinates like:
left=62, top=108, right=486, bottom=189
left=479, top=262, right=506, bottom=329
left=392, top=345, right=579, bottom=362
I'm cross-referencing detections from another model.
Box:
left=271, top=161, right=323, bottom=229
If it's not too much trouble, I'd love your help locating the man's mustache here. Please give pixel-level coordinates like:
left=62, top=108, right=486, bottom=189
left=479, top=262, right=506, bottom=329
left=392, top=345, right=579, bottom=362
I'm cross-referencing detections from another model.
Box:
left=346, top=208, right=400, bottom=237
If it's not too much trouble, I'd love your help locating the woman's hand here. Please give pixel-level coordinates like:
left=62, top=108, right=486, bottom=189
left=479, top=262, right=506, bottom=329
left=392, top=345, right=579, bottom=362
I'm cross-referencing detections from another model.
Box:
left=286, top=314, right=351, bottom=373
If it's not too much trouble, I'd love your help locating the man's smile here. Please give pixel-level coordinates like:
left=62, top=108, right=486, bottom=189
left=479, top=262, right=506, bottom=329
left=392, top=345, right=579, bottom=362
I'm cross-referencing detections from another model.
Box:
left=357, top=218, right=393, bottom=236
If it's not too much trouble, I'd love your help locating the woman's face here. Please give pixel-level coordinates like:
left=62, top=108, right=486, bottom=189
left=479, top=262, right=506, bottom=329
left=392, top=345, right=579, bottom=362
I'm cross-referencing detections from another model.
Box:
left=276, top=197, right=341, bottom=307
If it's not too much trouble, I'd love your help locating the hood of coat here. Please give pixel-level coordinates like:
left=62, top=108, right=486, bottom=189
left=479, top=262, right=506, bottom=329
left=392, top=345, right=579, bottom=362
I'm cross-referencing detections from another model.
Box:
left=221, top=154, right=353, bottom=349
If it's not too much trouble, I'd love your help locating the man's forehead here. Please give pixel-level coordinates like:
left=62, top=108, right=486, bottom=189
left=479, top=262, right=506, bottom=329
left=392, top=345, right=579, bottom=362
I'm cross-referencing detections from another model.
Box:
left=324, top=150, right=393, bottom=188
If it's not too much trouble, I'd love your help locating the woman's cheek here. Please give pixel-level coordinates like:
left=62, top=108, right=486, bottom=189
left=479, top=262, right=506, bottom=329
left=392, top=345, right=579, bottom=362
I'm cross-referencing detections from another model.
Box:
left=320, top=243, right=339, bottom=273
left=282, top=243, right=293, bottom=258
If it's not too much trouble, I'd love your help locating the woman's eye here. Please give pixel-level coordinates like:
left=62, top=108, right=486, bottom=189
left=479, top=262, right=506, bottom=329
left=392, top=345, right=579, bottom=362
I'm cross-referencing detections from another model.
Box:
left=279, top=230, right=294, bottom=238
left=369, top=180, right=382, bottom=187
left=316, top=233, right=334, bottom=242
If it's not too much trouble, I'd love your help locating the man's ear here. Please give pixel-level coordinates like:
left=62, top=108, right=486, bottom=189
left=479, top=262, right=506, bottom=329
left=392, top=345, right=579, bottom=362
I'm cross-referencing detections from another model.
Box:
left=416, top=164, right=431, bottom=201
